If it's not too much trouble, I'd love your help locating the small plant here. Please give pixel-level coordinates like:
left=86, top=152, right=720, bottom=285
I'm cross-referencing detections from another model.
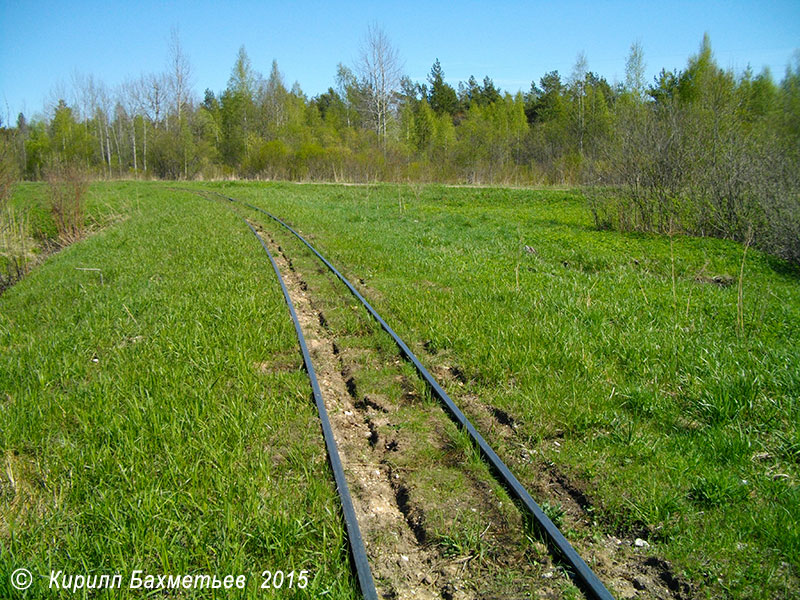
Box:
left=737, top=228, right=753, bottom=337
left=688, top=473, right=748, bottom=508
left=435, top=527, right=489, bottom=561
left=540, top=501, right=566, bottom=528
left=409, top=181, right=425, bottom=203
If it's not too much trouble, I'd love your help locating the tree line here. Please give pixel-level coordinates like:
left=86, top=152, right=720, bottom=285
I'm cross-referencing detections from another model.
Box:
left=0, top=30, right=798, bottom=262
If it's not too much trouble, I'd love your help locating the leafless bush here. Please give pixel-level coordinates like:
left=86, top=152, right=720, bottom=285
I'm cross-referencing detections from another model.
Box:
left=0, top=205, right=32, bottom=293
left=589, top=97, right=800, bottom=265
left=47, top=163, right=89, bottom=245
left=0, top=133, right=30, bottom=292
left=0, top=133, right=17, bottom=208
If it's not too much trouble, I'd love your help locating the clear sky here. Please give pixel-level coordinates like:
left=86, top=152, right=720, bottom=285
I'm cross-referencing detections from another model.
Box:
left=1, top=0, right=798, bottom=122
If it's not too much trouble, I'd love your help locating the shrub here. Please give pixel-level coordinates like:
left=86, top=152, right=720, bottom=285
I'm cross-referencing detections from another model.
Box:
left=0, top=132, right=32, bottom=292
left=46, top=163, right=88, bottom=245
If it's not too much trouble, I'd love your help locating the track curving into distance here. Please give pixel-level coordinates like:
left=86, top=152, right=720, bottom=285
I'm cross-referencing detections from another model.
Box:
left=244, top=219, right=379, bottom=600
left=191, top=188, right=615, bottom=600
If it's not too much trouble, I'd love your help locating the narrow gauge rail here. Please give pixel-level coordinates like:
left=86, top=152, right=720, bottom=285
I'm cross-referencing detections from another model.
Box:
left=190, top=188, right=615, bottom=600
left=244, top=219, right=378, bottom=600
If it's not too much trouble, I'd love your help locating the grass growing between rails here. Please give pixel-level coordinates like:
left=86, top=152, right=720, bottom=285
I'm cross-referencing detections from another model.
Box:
left=205, top=181, right=800, bottom=599
left=0, top=183, right=359, bottom=598
left=264, top=217, right=574, bottom=597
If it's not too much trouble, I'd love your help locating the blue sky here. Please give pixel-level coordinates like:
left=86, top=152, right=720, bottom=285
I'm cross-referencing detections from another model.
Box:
left=1, top=0, right=798, bottom=122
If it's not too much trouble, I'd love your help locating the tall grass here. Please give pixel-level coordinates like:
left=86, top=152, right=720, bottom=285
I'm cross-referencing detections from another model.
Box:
left=2, top=181, right=797, bottom=598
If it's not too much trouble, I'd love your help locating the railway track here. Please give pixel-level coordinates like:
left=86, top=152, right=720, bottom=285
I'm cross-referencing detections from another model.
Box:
left=188, top=188, right=616, bottom=599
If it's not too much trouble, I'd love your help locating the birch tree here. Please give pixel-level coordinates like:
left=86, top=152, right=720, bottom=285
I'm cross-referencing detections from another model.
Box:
left=568, top=51, right=588, bottom=156
left=120, top=80, right=140, bottom=174
left=625, top=41, right=647, bottom=101
left=356, top=24, right=403, bottom=147
left=167, top=27, right=192, bottom=127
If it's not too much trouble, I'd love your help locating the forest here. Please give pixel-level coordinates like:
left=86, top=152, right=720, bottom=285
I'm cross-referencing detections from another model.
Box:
left=1, top=31, right=799, bottom=263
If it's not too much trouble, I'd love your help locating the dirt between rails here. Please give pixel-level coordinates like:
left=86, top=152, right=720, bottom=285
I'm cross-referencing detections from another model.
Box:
left=257, top=221, right=695, bottom=600
left=260, top=226, right=570, bottom=599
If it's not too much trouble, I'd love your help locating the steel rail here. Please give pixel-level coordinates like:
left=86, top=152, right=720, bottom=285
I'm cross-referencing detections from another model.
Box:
left=237, top=200, right=614, bottom=600
left=243, top=219, right=378, bottom=600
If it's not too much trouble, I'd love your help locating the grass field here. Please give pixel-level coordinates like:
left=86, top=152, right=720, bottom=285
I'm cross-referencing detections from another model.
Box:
left=1, top=184, right=359, bottom=598
left=2, top=181, right=799, bottom=599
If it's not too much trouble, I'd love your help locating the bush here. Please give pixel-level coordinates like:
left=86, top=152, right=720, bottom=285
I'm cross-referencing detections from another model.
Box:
left=46, top=163, right=88, bottom=245
left=589, top=93, right=800, bottom=265
left=0, top=132, right=32, bottom=293
left=0, top=204, right=32, bottom=293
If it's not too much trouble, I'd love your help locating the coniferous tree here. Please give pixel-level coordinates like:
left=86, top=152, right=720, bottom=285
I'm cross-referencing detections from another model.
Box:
left=480, top=77, right=501, bottom=105
left=427, top=59, right=458, bottom=117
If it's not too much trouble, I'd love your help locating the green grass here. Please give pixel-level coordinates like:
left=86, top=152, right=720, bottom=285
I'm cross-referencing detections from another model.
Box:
left=204, top=181, right=799, bottom=599
left=3, top=180, right=799, bottom=598
left=0, top=183, right=358, bottom=598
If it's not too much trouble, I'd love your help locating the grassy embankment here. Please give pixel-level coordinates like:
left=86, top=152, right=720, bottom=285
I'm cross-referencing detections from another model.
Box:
left=209, top=181, right=799, bottom=599
left=0, top=183, right=359, bottom=598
